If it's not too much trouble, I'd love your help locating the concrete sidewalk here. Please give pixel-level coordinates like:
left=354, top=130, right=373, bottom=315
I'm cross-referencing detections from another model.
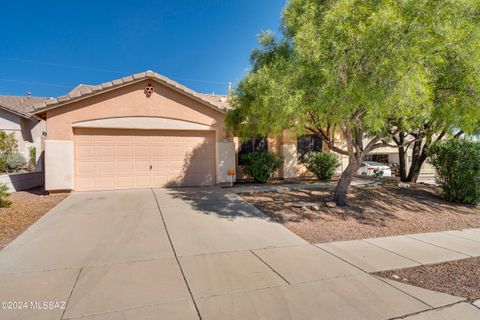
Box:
left=0, top=187, right=478, bottom=320
left=317, top=228, right=480, bottom=272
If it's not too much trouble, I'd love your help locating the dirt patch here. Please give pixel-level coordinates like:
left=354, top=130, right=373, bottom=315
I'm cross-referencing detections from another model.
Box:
left=0, top=188, right=69, bottom=250
left=240, top=181, right=480, bottom=243
left=375, top=257, right=480, bottom=302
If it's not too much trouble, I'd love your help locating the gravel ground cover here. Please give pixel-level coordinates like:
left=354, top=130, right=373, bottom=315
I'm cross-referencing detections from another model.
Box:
left=0, top=188, right=68, bottom=250
left=240, top=182, right=480, bottom=243
left=375, top=257, right=480, bottom=302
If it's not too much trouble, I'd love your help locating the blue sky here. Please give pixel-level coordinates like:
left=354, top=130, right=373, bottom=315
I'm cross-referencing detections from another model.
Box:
left=0, top=0, right=285, bottom=97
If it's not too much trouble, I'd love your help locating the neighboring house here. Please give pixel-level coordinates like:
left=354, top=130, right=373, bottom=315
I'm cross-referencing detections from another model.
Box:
left=32, top=71, right=433, bottom=192
left=0, top=95, right=46, bottom=170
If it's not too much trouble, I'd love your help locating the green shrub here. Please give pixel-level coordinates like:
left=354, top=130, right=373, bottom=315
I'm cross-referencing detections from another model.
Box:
left=0, top=131, right=17, bottom=156
left=303, top=152, right=340, bottom=181
left=5, top=152, right=26, bottom=172
left=0, top=183, right=11, bottom=207
left=28, top=146, right=36, bottom=171
left=428, top=139, right=480, bottom=204
left=240, top=151, right=283, bottom=183
left=0, top=131, right=18, bottom=172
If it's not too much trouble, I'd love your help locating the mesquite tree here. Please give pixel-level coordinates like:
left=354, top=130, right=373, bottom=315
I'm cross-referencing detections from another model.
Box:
left=386, top=0, right=480, bottom=182
left=227, top=0, right=480, bottom=206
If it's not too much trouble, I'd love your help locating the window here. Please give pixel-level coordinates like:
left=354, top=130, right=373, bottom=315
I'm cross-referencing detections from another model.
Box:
left=364, top=154, right=389, bottom=164
left=238, top=137, right=268, bottom=165
left=297, top=134, right=323, bottom=161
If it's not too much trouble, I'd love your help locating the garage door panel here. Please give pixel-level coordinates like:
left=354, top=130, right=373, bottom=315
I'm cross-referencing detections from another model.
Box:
left=117, top=160, right=134, bottom=173
left=134, top=160, right=151, bottom=172
left=135, top=175, right=152, bottom=187
left=150, top=161, right=168, bottom=172
left=134, top=135, right=152, bottom=143
left=151, top=146, right=168, bottom=157
left=96, top=177, right=115, bottom=189
left=116, top=135, right=134, bottom=143
left=76, top=161, right=96, bottom=175
left=75, top=134, right=95, bottom=142
left=76, top=177, right=96, bottom=190
left=117, top=145, right=134, bottom=157
left=134, top=145, right=151, bottom=158
left=97, top=161, right=115, bottom=174
left=96, top=145, right=115, bottom=157
left=116, top=176, right=135, bottom=188
left=74, top=129, right=215, bottom=191
left=76, top=145, right=96, bottom=157
left=95, top=135, right=116, bottom=142
left=169, top=146, right=189, bottom=157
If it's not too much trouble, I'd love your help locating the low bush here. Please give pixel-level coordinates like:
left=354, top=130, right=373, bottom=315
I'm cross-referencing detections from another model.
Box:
left=0, top=131, right=17, bottom=157
left=0, top=183, right=11, bottom=207
left=240, top=151, right=283, bottom=183
left=28, top=146, right=36, bottom=171
left=0, top=131, right=18, bottom=172
left=428, top=139, right=480, bottom=204
left=303, top=152, right=340, bottom=181
left=5, top=152, right=26, bottom=172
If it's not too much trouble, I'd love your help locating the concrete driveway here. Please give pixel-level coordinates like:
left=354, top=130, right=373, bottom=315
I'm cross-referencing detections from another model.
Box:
left=0, top=187, right=478, bottom=319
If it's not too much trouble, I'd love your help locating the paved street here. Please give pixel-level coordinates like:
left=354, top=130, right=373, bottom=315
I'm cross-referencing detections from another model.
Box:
left=0, top=187, right=479, bottom=319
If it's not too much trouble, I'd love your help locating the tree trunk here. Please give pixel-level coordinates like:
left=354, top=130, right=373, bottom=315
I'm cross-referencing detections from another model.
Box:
left=398, top=132, right=407, bottom=181
left=406, top=140, right=427, bottom=183
left=333, top=156, right=361, bottom=206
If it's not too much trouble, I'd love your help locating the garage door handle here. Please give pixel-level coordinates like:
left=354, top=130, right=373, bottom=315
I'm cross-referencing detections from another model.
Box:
left=149, top=165, right=152, bottom=170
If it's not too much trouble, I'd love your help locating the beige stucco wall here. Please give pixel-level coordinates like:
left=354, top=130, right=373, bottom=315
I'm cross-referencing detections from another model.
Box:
left=44, top=80, right=228, bottom=190
left=217, top=141, right=236, bottom=184
left=45, top=140, right=73, bottom=190
left=46, top=80, right=226, bottom=140
left=278, top=131, right=297, bottom=178
left=0, top=109, right=21, bottom=131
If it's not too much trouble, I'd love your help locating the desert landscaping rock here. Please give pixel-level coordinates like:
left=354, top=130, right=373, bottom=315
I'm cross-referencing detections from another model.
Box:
left=240, top=182, right=480, bottom=243
left=325, top=201, right=337, bottom=208
left=375, top=257, right=480, bottom=302
left=0, top=188, right=68, bottom=250
left=398, top=182, right=411, bottom=188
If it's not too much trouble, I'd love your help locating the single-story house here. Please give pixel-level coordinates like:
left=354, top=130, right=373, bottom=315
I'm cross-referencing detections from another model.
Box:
left=33, top=71, right=235, bottom=191
left=0, top=95, right=46, bottom=170
left=32, top=71, right=433, bottom=192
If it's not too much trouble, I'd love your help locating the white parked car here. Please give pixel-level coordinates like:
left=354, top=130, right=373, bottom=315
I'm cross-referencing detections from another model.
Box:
left=358, top=161, right=392, bottom=177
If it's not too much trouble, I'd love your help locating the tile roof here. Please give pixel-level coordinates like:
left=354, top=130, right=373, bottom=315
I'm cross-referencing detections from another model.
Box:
left=199, top=93, right=231, bottom=110
left=33, top=71, right=232, bottom=115
left=0, top=95, right=49, bottom=118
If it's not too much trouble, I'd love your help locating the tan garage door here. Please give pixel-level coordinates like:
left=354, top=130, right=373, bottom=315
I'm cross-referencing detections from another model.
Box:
left=74, top=128, right=215, bottom=191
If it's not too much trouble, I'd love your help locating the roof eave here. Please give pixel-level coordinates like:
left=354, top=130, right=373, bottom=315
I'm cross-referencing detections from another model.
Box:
left=32, top=73, right=228, bottom=116
left=0, top=105, right=32, bottom=119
